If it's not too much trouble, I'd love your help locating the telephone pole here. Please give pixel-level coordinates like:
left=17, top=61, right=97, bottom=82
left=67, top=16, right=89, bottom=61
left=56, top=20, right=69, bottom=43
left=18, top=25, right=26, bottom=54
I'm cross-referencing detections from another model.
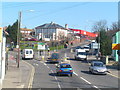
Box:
left=17, top=11, right=21, bottom=68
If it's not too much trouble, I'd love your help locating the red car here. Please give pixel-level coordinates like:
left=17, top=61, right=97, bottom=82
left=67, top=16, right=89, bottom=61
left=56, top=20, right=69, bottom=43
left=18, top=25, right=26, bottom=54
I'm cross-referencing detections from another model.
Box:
left=29, top=38, right=38, bottom=41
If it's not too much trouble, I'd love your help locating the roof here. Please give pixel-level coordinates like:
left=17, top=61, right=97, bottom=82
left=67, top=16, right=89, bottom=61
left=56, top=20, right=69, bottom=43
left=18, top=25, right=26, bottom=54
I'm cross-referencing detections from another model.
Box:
left=20, top=28, right=34, bottom=31
left=35, top=22, right=66, bottom=29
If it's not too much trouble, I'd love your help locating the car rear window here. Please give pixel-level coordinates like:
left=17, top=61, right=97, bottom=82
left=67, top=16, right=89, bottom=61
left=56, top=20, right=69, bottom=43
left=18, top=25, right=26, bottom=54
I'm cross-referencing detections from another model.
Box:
left=61, top=64, right=71, bottom=68
left=26, top=51, right=29, bottom=54
left=51, top=53, right=59, bottom=59
left=30, top=51, right=32, bottom=54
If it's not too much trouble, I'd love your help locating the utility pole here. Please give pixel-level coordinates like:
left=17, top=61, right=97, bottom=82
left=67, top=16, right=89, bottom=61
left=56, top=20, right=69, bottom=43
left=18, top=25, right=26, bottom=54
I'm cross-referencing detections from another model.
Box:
left=98, top=30, right=100, bottom=54
left=17, top=11, right=21, bottom=68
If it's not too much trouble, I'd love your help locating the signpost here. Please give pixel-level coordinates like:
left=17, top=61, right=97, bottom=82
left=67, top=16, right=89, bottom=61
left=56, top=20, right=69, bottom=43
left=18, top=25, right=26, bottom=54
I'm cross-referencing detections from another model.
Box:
left=37, top=42, right=45, bottom=50
left=112, top=44, right=120, bottom=50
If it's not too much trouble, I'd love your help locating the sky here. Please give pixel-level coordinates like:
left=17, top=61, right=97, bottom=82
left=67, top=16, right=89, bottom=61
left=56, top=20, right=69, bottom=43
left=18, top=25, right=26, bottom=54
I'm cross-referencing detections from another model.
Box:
left=1, top=1, right=118, bottom=32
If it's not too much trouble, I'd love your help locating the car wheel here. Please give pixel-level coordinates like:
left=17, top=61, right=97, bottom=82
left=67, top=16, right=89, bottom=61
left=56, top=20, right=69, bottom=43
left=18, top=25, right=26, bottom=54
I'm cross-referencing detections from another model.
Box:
left=70, top=74, right=72, bottom=77
left=57, top=72, right=59, bottom=76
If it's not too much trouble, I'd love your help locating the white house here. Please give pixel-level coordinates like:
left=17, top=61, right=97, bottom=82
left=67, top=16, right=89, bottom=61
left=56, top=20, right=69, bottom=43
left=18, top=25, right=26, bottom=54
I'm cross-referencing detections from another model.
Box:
left=35, top=22, right=69, bottom=41
left=0, top=27, right=8, bottom=89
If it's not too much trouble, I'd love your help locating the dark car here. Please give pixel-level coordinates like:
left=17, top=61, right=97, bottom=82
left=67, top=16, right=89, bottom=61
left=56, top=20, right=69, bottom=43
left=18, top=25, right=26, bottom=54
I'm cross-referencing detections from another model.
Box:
left=56, top=63, right=73, bottom=76
left=49, top=52, right=60, bottom=63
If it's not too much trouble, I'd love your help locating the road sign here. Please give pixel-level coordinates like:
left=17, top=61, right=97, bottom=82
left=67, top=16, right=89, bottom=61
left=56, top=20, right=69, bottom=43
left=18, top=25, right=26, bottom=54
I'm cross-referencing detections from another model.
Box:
left=112, top=44, right=120, bottom=50
left=38, top=42, right=45, bottom=50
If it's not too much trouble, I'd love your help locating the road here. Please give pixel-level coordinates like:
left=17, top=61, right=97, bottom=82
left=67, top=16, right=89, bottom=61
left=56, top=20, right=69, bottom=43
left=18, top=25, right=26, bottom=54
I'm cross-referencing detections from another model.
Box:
left=23, top=44, right=119, bottom=89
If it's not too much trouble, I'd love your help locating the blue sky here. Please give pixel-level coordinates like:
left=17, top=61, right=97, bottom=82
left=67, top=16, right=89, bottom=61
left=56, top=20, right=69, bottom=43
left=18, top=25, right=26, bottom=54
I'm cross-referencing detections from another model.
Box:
left=2, top=2, right=118, bottom=32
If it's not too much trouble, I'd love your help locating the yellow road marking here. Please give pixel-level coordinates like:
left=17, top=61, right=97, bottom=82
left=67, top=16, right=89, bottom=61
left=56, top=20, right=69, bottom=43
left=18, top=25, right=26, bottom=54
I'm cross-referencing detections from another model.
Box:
left=107, top=72, right=120, bottom=79
left=22, top=60, right=35, bottom=89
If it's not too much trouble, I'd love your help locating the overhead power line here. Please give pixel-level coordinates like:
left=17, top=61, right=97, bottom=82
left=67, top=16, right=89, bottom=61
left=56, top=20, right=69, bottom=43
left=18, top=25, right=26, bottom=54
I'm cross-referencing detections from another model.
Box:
left=24, top=2, right=91, bottom=21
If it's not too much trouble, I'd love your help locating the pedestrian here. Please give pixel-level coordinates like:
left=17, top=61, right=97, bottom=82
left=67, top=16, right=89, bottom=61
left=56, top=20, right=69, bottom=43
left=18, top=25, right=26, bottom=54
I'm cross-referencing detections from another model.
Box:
left=71, top=42, right=73, bottom=46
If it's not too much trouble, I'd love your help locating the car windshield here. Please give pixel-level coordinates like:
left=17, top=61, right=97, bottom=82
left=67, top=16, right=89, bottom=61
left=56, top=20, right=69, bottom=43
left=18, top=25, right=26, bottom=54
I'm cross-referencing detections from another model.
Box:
left=77, top=52, right=86, bottom=55
left=94, top=63, right=104, bottom=67
left=84, top=47, right=89, bottom=49
left=61, top=64, right=71, bottom=68
left=76, top=46, right=83, bottom=49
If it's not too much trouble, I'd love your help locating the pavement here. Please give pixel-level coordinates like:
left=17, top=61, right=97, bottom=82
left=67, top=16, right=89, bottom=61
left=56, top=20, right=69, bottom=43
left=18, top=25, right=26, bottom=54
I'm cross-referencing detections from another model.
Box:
left=1, top=41, right=119, bottom=89
left=1, top=51, right=34, bottom=89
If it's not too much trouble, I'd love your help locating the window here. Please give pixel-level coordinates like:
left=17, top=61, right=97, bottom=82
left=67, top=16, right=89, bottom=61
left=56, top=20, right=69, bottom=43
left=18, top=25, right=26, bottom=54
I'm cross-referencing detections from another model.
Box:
left=94, top=63, right=104, bottom=67
left=30, top=51, right=32, bottom=54
left=26, top=51, right=29, bottom=54
left=61, top=65, right=71, bottom=68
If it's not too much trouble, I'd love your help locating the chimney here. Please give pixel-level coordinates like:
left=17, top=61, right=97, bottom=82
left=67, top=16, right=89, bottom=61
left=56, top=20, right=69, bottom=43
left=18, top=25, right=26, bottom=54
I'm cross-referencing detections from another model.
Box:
left=65, top=24, right=68, bottom=29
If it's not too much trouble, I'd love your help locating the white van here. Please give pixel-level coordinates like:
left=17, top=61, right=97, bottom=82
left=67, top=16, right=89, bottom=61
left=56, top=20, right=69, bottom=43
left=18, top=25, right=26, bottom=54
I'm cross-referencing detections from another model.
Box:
left=22, top=49, right=34, bottom=59
left=74, top=49, right=87, bottom=60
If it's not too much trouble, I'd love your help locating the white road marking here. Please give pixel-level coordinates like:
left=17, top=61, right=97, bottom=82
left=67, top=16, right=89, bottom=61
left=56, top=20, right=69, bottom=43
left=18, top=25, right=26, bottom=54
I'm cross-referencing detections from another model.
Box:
left=50, top=69, right=61, bottom=89
left=73, top=72, right=78, bottom=76
left=47, top=66, right=50, bottom=69
left=93, top=85, right=99, bottom=88
left=44, top=63, right=47, bottom=66
left=80, top=77, right=91, bottom=84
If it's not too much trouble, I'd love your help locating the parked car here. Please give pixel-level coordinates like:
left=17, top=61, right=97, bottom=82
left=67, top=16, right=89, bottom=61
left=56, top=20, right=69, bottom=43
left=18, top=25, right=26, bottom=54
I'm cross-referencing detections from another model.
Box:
left=89, top=61, right=108, bottom=75
left=56, top=63, right=73, bottom=76
left=28, top=38, right=38, bottom=41
left=74, top=49, right=87, bottom=60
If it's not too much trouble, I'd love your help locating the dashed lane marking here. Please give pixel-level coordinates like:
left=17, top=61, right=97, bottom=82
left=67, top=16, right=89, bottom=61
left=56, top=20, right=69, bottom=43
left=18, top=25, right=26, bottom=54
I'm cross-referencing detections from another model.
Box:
left=93, top=85, right=99, bottom=89
left=80, top=77, right=91, bottom=84
left=73, top=72, right=78, bottom=76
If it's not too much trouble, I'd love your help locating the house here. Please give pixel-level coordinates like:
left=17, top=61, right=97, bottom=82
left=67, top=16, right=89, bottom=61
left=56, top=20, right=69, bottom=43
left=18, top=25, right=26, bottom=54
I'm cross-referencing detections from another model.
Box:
left=0, top=27, right=8, bottom=88
left=35, top=22, right=69, bottom=41
left=20, top=28, right=34, bottom=39
left=112, top=30, right=120, bottom=62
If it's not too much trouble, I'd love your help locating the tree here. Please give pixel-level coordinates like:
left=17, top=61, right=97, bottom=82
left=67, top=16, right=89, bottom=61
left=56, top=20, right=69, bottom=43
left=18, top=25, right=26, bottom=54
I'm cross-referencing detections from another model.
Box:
left=6, top=20, right=22, bottom=46
left=92, top=20, right=112, bottom=55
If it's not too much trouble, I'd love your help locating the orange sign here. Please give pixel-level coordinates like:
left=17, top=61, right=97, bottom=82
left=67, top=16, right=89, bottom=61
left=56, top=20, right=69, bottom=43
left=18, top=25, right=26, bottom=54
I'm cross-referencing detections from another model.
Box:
left=0, top=27, right=3, bottom=42
left=112, top=44, right=120, bottom=50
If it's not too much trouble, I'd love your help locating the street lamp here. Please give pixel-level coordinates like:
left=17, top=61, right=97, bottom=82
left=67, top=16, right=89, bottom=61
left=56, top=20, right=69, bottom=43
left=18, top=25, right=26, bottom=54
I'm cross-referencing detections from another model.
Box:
left=17, top=10, right=34, bottom=68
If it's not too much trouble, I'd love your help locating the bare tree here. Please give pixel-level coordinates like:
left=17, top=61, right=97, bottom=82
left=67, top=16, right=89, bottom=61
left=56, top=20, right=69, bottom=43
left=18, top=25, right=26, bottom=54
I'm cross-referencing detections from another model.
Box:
left=110, top=21, right=120, bottom=31
left=92, top=20, right=107, bottom=32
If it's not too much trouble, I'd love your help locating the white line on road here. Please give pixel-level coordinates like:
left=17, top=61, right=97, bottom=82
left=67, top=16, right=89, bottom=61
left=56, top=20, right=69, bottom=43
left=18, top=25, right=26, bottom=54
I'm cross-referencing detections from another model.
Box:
left=80, top=77, right=91, bottom=84
left=44, top=63, right=47, bottom=66
left=93, top=85, right=99, bottom=89
left=73, top=72, right=78, bottom=76
left=47, top=66, right=50, bottom=69
left=50, top=69, right=61, bottom=89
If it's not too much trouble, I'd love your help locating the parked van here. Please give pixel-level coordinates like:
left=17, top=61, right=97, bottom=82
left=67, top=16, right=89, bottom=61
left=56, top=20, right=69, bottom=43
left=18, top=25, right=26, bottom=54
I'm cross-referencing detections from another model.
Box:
left=22, top=49, right=34, bottom=59
left=74, top=49, right=87, bottom=60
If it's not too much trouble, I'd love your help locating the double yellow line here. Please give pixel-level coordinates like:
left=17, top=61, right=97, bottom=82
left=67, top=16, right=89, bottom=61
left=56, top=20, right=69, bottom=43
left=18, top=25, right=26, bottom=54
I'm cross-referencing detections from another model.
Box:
left=22, top=60, right=35, bottom=89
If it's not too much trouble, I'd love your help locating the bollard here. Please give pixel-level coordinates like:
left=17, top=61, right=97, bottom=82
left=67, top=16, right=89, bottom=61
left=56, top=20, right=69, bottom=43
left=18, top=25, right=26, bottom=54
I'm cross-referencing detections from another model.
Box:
left=71, top=49, right=73, bottom=53
left=42, top=56, right=44, bottom=61
left=106, top=56, right=108, bottom=65
left=64, top=57, right=67, bottom=61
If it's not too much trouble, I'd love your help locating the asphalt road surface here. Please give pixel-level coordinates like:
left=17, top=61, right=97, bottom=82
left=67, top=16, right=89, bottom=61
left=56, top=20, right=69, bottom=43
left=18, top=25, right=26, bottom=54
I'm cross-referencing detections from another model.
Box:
left=23, top=44, right=119, bottom=90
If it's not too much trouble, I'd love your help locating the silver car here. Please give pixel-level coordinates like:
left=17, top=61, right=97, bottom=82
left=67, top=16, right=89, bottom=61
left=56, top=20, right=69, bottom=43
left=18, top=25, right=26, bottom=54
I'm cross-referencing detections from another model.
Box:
left=89, top=61, right=108, bottom=75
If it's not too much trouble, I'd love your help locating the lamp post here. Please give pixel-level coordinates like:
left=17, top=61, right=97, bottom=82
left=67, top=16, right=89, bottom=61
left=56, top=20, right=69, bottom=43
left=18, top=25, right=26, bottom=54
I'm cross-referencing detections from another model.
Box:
left=17, top=10, right=34, bottom=68
left=17, top=11, right=21, bottom=68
